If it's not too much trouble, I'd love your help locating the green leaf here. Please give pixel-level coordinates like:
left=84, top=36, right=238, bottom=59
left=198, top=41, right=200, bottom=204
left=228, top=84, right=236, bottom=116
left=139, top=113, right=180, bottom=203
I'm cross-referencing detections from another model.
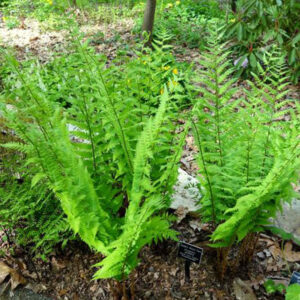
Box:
left=264, top=279, right=277, bottom=294
left=292, top=33, right=300, bottom=46
left=258, top=2, right=264, bottom=16
left=31, top=173, right=46, bottom=187
left=286, top=284, right=300, bottom=300
left=288, top=48, right=296, bottom=65
left=237, top=23, right=243, bottom=41
left=277, top=34, right=283, bottom=45
left=249, top=53, right=257, bottom=68
left=264, top=279, right=286, bottom=294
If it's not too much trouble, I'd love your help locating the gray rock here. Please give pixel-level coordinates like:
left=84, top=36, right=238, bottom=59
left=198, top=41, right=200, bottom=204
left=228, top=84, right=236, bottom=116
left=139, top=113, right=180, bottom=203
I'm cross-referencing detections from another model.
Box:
left=272, top=199, right=300, bottom=241
left=0, top=287, right=51, bottom=300
left=232, top=278, right=257, bottom=300
left=67, top=124, right=90, bottom=144
left=172, top=170, right=300, bottom=241
left=256, top=251, right=265, bottom=259
left=263, top=249, right=271, bottom=258
left=171, top=169, right=201, bottom=211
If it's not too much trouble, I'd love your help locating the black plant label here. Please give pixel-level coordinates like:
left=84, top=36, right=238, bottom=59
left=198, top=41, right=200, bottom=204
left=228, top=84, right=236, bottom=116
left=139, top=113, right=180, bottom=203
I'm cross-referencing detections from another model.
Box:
left=290, top=271, right=300, bottom=285
left=178, top=241, right=203, bottom=264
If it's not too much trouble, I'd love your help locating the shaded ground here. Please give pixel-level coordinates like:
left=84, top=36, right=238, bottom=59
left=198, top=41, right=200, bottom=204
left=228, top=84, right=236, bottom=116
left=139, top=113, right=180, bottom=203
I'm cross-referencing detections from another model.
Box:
left=2, top=215, right=300, bottom=299
left=0, top=287, right=51, bottom=300
left=0, top=17, right=135, bottom=62
left=0, top=19, right=66, bottom=61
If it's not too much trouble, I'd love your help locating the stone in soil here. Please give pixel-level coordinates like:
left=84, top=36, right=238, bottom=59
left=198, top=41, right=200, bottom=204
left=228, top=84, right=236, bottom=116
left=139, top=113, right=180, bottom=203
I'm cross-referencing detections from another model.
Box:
left=172, top=169, right=300, bottom=240
left=272, top=198, right=300, bottom=241
left=171, top=168, right=201, bottom=212
left=0, top=286, right=51, bottom=300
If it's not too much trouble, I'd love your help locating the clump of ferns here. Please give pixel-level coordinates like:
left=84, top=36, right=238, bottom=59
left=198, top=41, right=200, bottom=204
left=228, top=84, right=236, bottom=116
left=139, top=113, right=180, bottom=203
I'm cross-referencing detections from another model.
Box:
left=192, top=34, right=299, bottom=279
left=0, top=39, right=188, bottom=298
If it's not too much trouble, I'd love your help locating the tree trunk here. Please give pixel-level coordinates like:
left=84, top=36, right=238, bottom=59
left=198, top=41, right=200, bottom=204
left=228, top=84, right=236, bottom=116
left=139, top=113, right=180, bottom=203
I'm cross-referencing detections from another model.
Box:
left=142, top=0, right=156, bottom=46
left=231, top=0, right=237, bottom=13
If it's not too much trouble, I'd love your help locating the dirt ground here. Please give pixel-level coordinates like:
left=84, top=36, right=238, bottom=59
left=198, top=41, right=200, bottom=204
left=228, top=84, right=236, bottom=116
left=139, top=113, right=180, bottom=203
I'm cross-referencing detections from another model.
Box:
left=2, top=214, right=300, bottom=299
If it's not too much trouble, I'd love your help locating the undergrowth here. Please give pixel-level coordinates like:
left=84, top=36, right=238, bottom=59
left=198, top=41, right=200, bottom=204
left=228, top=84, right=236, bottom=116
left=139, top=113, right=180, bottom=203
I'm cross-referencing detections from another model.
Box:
left=192, top=29, right=299, bottom=277
left=133, top=0, right=224, bottom=49
left=0, top=34, right=189, bottom=296
left=0, top=121, right=72, bottom=258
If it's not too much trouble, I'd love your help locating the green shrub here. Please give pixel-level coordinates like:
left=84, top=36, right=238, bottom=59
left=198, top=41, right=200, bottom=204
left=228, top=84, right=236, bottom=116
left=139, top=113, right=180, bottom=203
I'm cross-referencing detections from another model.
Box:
left=0, top=121, right=72, bottom=258
left=0, top=37, right=188, bottom=292
left=1, top=33, right=190, bottom=110
left=1, top=0, right=138, bottom=21
left=0, top=178, right=72, bottom=259
left=225, top=0, right=300, bottom=82
left=285, top=284, right=300, bottom=300
left=264, top=279, right=300, bottom=300
left=133, top=0, right=225, bottom=49
left=192, top=30, right=299, bottom=273
left=2, top=16, right=20, bottom=29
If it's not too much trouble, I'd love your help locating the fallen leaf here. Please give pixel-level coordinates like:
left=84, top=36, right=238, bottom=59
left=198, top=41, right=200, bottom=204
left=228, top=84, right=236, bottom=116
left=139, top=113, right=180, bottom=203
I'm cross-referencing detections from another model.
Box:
left=72, top=294, right=80, bottom=300
left=284, top=241, right=300, bottom=262
left=248, top=275, right=265, bottom=291
left=268, top=241, right=300, bottom=262
left=0, top=262, right=11, bottom=284
left=214, top=290, right=226, bottom=300
left=256, top=251, right=265, bottom=259
left=59, top=289, right=69, bottom=296
left=10, top=270, right=26, bottom=290
left=233, top=278, right=257, bottom=300
left=170, top=267, right=179, bottom=277
left=174, top=206, right=189, bottom=223
left=189, top=219, right=203, bottom=231
left=26, top=282, right=47, bottom=293
left=51, top=257, right=66, bottom=272
left=186, top=136, right=198, bottom=152
left=0, top=261, right=26, bottom=290
left=269, top=243, right=282, bottom=259
left=15, top=259, right=27, bottom=271
left=266, top=264, right=278, bottom=272
left=29, top=36, right=39, bottom=42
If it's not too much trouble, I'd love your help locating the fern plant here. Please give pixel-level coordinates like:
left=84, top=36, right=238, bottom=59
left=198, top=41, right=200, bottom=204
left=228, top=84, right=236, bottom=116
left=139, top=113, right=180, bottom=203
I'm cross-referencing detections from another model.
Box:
left=192, top=35, right=238, bottom=225
left=0, top=180, right=72, bottom=258
left=0, top=38, right=187, bottom=293
left=211, top=50, right=300, bottom=246
left=192, top=31, right=299, bottom=274
left=0, top=118, right=72, bottom=258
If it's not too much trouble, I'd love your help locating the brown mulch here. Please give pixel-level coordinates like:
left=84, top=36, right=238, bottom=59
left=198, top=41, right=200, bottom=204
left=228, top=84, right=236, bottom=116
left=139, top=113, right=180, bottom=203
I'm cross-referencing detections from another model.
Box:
left=0, top=17, right=135, bottom=62
left=1, top=215, right=299, bottom=299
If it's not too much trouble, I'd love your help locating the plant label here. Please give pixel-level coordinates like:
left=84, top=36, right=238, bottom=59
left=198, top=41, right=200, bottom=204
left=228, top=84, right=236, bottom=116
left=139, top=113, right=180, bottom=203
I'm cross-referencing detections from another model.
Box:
left=178, top=241, right=203, bottom=264
left=290, top=271, right=300, bottom=285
